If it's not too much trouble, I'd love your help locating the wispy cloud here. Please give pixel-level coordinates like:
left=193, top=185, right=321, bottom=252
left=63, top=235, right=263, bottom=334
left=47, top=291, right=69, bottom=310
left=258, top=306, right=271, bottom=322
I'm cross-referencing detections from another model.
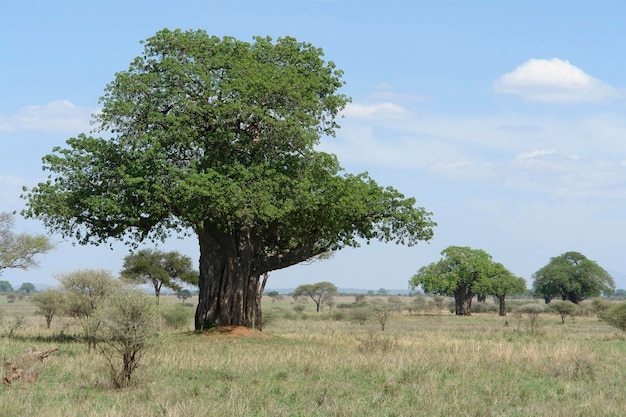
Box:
left=342, top=102, right=409, bottom=119
left=326, top=97, right=626, bottom=206
left=0, top=100, right=95, bottom=133
left=493, top=58, right=623, bottom=103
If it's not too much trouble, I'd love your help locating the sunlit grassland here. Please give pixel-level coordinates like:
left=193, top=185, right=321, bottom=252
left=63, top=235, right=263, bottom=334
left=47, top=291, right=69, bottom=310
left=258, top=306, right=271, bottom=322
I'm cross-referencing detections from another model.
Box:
left=0, top=294, right=625, bottom=417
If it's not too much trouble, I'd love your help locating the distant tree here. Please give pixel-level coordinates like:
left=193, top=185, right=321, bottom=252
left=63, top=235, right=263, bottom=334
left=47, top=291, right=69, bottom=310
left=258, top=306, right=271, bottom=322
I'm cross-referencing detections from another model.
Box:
left=409, top=246, right=495, bottom=315
left=0, top=212, right=53, bottom=275
left=613, top=289, right=626, bottom=298
left=121, top=249, right=194, bottom=302
left=31, top=289, right=65, bottom=328
left=549, top=300, right=580, bottom=324
left=368, top=297, right=404, bottom=331
left=513, top=304, right=547, bottom=334
left=532, top=251, right=615, bottom=304
left=0, top=280, right=14, bottom=293
left=377, top=288, right=388, bottom=296
left=19, top=282, right=36, bottom=294
left=293, top=282, right=338, bottom=312
left=94, top=287, right=161, bottom=387
left=473, top=262, right=527, bottom=316
left=177, top=289, right=192, bottom=304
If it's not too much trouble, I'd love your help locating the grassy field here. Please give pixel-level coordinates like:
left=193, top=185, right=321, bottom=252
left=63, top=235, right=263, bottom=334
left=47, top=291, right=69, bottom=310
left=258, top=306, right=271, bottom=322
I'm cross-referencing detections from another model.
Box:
left=0, top=294, right=624, bottom=416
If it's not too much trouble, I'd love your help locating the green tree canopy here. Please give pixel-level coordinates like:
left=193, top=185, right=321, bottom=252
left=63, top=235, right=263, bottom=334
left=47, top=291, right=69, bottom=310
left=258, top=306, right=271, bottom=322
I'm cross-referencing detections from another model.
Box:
left=409, top=246, right=513, bottom=316
left=0, top=212, right=53, bottom=275
left=22, top=29, right=435, bottom=329
left=31, top=289, right=65, bottom=328
left=532, top=251, right=614, bottom=304
left=121, top=249, right=194, bottom=301
left=549, top=300, right=580, bottom=324
left=57, top=269, right=120, bottom=349
left=473, top=262, right=527, bottom=316
left=293, top=281, right=338, bottom=312
left=0, top=280, right=14, bottom=293
left=19, top=282, right=36, bottom=294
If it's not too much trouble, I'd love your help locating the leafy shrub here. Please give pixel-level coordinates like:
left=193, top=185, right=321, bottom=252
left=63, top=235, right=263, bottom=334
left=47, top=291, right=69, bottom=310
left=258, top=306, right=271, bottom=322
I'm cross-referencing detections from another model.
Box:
left=590, top=298, right=613, bottom=316
left=350, top=307, right=369, bottom=325
left=94, top=288, right=162, bottom=388
left=601, top=302, right=626, bottom=331
left=472, top=302, right=497, bottom=313
left=549, top=300, right=580, bottom=324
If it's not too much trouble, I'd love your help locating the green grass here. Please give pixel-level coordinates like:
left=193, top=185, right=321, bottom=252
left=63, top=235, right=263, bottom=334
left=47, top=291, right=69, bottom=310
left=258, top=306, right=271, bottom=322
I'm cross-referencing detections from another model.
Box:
left=0, top=295, right=624, bottom=416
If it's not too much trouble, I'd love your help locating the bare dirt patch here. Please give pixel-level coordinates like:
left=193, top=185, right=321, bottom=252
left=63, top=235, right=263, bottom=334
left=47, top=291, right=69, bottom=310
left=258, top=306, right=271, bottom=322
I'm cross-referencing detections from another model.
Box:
left=201, top=326, right=271, bottom=339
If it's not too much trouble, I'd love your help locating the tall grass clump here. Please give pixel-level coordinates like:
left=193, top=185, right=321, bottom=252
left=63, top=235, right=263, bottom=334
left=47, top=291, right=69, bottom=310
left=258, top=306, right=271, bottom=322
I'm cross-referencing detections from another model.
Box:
left=160, top=303, right=194, bottom=330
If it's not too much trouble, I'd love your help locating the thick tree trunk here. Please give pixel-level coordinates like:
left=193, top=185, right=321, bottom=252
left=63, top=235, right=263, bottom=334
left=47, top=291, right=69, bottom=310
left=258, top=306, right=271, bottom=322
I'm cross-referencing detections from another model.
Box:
left=454, top=285, right=472, bottom=315
left=497, top=294, right=506, bottom=316
left=194, top=227, right=262, bottom=330
left=193, top=224, right=326, bottom=330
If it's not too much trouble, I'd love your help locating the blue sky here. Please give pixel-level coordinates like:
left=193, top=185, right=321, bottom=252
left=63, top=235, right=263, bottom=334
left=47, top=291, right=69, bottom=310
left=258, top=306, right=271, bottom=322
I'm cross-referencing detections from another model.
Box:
left=2, top=0, right=626, bottom=291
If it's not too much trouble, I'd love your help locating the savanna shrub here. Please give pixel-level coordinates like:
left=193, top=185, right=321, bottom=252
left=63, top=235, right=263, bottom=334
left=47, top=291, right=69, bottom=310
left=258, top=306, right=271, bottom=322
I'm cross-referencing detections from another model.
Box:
left=94, top=288, right=162, bottom=388
left=601, top=302, right=626, bottom=331
left=590, top=298, right=613, bottom=317
left=472, top=302, right=498, bottom=313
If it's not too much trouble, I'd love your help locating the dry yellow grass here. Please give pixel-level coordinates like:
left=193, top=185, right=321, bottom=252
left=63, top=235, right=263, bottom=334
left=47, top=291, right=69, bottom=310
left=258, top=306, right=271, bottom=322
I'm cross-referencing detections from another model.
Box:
left=0, top=294, right=624, bottom=416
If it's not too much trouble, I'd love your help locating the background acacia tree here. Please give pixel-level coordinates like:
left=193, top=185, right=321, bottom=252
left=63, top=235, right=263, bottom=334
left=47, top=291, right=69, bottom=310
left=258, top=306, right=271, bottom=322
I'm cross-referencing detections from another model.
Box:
left=549, top=300, right=580, bottom=324
left=22, top=29, right=435, bottom=330
left=409, top=246, right=495, bottom=315
left=0, top=212, right=53, bottom=276
left=177, top=289, right=192, bottom=304
left=0, top=280, right=14, bottom=293
left=31, top=289, right=65, bottom=328
left=368, top=296, right=404, bottom=331
left=19, top=282, right=36, bottom=294
left=532, top=251, right=614, bottom=304
left=58, top=269, right=120, bottom=349
left=293, top=282, right=338, bottom=312
left=121, top=249, right=195, bottom=301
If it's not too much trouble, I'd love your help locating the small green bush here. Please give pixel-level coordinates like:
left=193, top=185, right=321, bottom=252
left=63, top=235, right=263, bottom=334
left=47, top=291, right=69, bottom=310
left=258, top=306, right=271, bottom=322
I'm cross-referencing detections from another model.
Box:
left=590, top=298, right=613, bottom=316
left=472, top=303, right=497, bottom=313
left=601, top=302, right=626, bottom=331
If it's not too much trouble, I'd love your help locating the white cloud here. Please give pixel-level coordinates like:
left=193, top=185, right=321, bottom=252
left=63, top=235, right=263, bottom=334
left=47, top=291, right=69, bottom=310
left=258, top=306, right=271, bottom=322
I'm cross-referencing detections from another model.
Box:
left=0, top=100, right=95, bottom=133
left=327, top=97, right=626, bottom=207
left=342, top=102, right=409, bottom=119
left=493, top=58, right=623, bottom=103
